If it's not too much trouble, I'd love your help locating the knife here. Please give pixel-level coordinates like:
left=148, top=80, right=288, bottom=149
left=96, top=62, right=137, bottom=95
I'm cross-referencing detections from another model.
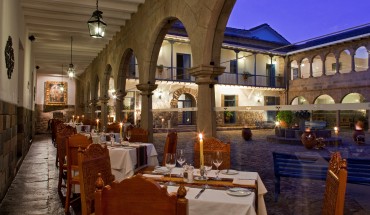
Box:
left=195, top=188, right=206, bottom=199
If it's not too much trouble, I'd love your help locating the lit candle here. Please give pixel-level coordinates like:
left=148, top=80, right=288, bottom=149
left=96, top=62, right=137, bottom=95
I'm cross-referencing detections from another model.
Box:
left=96, top=119, right=99, bottom=131
left=119, top=122, right=123, bottom=139
left=334, top=126, right=338, bottom=135
left=76, top=116, right=79, bottom=123
left=199, top=133, right=204, bottom=168
left=72, top=115, right=75, bottom=122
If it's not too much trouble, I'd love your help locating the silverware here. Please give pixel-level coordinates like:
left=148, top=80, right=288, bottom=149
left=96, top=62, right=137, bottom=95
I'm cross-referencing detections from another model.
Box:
left=194, top=188, right=206, bottom=199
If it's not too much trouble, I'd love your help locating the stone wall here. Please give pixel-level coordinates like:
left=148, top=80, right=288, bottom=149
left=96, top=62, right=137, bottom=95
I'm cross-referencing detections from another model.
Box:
left=35, top=104, right=75, bottom=134
left=0, top=100, right=33, bottom=202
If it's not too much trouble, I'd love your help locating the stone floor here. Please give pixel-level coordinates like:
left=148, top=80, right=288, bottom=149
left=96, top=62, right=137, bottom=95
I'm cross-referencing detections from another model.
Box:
left=0, top=129, right=370, bottom=215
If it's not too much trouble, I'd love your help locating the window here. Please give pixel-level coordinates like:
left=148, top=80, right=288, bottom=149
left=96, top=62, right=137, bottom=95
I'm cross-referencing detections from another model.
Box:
left=265, top=96, right=280, bottom=121
left=176, top=53, right=191, bottom=80
left=292, top=68, right=298, bottom=80
left=230, top=60, right=237, bottom=74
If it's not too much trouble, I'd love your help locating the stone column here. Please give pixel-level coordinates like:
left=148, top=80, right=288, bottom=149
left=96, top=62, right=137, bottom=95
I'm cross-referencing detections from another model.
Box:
left=309, top=61, right=313, bottom=77
left=253, top=53, right=257, bottom=85
left=136, top=83, right=158, bottom=143
left=99, top=96, right=110, bottom=130
left=189, top=64, right=225, bottom=138
left=90, top=99, right=98, bottom=120
left=351, top=52, right=356, bottom=72
left=335, top=55, right=340, bottom=74
left=322, top=58, right=326, bottom=76
left=115, top=90, right=127, bottom=122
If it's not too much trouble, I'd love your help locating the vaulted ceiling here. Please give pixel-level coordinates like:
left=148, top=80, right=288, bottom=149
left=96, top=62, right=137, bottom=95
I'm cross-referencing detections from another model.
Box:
left=21, top=0, right=145, bottom=76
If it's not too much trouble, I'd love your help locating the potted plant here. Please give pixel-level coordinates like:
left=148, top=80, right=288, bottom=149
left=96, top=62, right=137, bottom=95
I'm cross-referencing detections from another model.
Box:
left=276, top=110, right=293, bottom=128
left=224, top=111, right=234, bottom=123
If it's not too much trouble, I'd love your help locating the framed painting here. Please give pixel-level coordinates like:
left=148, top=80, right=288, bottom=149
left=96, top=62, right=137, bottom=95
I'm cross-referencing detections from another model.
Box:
left=44, top=81, right=67, bottom=105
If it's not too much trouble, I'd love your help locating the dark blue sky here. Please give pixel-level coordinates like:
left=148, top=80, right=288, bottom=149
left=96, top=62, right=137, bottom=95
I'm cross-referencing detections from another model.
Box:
left=227, top=0, right=370, bottom=43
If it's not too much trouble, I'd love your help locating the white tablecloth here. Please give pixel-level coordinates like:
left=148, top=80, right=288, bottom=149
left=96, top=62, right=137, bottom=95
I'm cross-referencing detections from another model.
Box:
left=108, top=143, right=159, bottom=181
left=170, top=168, right=267, bottom=215
left=167, top=185, right=256, bottom=215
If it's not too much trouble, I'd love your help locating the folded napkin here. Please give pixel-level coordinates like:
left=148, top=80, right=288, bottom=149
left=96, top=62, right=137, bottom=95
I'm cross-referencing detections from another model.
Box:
left=232, top=178, right=255, bottom=186
left=143, top=174, right=164, bottom=179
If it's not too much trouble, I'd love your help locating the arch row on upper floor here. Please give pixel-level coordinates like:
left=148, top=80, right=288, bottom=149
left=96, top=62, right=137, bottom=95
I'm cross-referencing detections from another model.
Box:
left=288, top=38, right=370, bottom=80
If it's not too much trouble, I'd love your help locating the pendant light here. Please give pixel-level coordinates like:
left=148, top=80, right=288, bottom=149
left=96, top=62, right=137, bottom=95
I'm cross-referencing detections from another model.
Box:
left=87, top=0, right=107, bottom=38
left=67, top=36, right=75, bottom=78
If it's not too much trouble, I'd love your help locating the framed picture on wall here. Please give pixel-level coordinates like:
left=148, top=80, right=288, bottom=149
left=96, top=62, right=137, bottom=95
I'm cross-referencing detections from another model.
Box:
left=44, top=81, right=67, bottom=105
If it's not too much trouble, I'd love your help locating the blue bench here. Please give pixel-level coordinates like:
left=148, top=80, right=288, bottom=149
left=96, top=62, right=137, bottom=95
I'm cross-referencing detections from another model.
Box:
left=273, top=151, right=370, bottom=201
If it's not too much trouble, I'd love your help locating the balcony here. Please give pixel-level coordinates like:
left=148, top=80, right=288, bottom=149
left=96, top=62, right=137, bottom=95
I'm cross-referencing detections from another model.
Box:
left=128, top=66, right=285, bottom=88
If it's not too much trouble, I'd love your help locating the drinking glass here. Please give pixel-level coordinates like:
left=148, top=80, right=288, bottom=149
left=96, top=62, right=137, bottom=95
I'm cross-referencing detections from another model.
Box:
left=126, top=131, right=131, bottom=143
left=212, top=151, right=223, bottom=180
left=176, top=149, right=186, bottom=176
left=165, top=153, right=176, bottom=186
left=109, top=132, right=115, bottom=146
left=203, top=155, right=213, bottom=188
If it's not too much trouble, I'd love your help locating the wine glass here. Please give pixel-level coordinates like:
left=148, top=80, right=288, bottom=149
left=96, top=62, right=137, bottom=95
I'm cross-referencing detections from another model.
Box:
left=126, top=131, right=131, bottom=143
left=165, top=153, right=176, bottom=186
left=212, top=151, right=223, bottom=180
left=109, top=131, right=115, bottom=146
left=203, top=155, right=213, bottom=188
left=176, top=150, right=186, bottom=176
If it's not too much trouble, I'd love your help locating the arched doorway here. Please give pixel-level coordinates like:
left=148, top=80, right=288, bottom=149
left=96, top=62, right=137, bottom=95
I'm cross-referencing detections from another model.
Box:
left=177, top=93, right=196, bottom=125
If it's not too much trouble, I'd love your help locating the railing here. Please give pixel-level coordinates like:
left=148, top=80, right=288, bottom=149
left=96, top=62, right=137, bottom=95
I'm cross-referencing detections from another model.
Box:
left=128, top=66, right=284, bottom=88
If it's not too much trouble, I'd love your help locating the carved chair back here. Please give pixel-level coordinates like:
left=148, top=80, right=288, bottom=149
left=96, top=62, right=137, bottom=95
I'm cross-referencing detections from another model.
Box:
left=162, top=131, right=178, bottom=166
left=126, top=126, right=149, bottom=143
left=78, top=144, right=115, bottom=215
left=94, top=174, right=188, bottom=215
left=194, top=137, right=230, bottom=169
left=322, top=152, right=348, bottom=215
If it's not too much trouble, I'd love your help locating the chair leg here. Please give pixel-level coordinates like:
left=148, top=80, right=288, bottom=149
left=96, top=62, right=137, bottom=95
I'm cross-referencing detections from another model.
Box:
left=64, top=181, right=71, bottom=213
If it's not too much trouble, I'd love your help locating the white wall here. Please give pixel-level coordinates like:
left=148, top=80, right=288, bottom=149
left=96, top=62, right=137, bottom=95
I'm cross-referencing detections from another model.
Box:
left=0, top=0, right=34, bottom=109
left=36, top=74, right=76, bottom=105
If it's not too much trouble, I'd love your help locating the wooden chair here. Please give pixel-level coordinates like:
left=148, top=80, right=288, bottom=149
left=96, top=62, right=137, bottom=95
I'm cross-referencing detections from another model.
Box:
left=51, top=118, right=64, bottom=146
left=194, top=137, right=230, bottom=170
left=65, top=134, right=92, bottom=213
left=94, top=174, right=188, bottom=215
left=106, top=122, right=120, bottom=133
left=322, top=152, right=348, bottom=215
left=126, top=126, right=149, bottom=143
left=162, top=131, right=178, bottom=166
left=56, top=126, right=77, bottom=198
left=78, top=144, right=115, bottom=215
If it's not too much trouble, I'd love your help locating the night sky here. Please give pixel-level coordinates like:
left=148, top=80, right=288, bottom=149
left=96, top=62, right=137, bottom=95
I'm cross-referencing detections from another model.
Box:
left=227, top=0, right=370, bottom=43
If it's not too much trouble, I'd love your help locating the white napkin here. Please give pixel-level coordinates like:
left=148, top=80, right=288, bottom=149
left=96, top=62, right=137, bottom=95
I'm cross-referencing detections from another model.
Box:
left=143, top=174, right=164, bottom=179
left=232, top=178, right=255, bottom=186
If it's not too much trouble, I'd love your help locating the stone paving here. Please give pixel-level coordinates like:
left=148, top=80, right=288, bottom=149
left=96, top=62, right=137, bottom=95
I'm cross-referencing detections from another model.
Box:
left=0, top=129, right=370, bottom=215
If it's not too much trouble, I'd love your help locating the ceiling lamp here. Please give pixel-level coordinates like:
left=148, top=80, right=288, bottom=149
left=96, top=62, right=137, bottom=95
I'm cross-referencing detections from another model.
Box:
left=87, top=0, right=107, bottom=38
left=67, top=36, right=75, bottom=78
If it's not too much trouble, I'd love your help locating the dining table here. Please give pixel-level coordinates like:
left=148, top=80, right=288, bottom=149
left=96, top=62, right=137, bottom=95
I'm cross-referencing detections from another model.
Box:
left=108, top=143, right=159, bottom=181
left=140, top=167, right=267, bottom=215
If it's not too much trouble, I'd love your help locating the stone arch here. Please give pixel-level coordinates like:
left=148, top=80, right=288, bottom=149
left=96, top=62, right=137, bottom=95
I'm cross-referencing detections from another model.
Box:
left=339, top=49, right=351, bottom=73
left=300, top=58, right=310, bottom=78
left=170, top=87, right=198, bottom=108
left=341, top=92, right=366, bottom=103
left=325, top=52, right=336, bottom=75
left=354, top=46, right=369, bottom=72
left=93, top=74, right=100, bottom=100
left=314, top=94, right=335, bottom=104
left=291, top=96, right=309, bottom=105
left=312, top=55, right=323, bottom=77
left=290, top=60, right=299, bottom=80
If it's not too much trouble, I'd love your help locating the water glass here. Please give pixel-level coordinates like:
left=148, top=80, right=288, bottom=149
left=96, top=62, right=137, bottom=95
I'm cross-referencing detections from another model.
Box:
left=165, top=153, right=176, bottom=186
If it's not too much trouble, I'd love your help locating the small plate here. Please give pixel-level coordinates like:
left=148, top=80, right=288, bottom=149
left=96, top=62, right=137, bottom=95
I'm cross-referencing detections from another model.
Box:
left=194, top=176, right=208, bottom=181
left=152, top=167, right=169, bottom=174
left=226, top=188, right=252, bottom=196
left=221, top=169, right=239, bottom=175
